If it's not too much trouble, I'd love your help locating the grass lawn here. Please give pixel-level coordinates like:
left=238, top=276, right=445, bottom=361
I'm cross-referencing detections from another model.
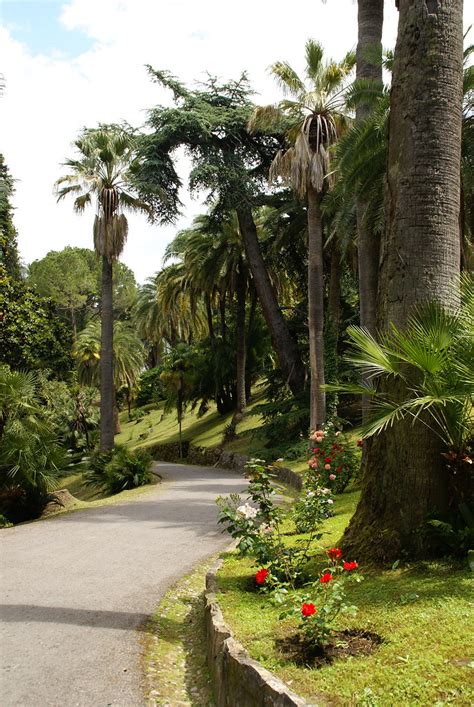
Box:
left=216, top=488, right=474, bottom=706
left=115, top=389, right=269, bottom=453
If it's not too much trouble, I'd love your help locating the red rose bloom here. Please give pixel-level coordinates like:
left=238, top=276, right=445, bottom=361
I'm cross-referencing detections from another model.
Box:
left=255, top=568, right=269, bottom=584
left=327, top=547, right=342, bottom=559
left=336, top=466, right=343, bottom=473
left=325, top=457, right=332, bottom=464
left=357, top=439, right=363, bottom=447
left=320, top=572, right=334, bottom=583
left=301, top=602, right=317, bottom=617
left=343, top=561, right=359, bottom=571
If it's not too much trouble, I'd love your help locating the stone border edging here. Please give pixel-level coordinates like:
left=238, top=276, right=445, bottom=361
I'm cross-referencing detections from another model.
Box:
left=205, top=558, right=309, bottom=707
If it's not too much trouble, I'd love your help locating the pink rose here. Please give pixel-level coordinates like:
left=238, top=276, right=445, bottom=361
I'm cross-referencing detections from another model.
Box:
left=329, top=474, right=336, bottom=480
left=324, top=463, right=331, bottom=470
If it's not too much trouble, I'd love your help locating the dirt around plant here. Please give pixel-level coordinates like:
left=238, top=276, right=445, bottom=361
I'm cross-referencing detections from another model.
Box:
left=277, top=628, right=383, bottom=667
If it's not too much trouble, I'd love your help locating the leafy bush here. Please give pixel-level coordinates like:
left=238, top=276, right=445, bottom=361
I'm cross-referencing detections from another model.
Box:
left=217, top=459, right=327, bottom=588
left=0, top=366, right=67, bottom=523
left=136, top=367, right=164, bottom=407
left=306, top=423, right=359, bottom=493
left=279, top=548, right=363, bottom=647
left=84, top=445, right=152, bottom=495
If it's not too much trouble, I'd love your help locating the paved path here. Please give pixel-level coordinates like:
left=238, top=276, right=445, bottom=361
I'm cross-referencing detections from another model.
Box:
left=0, top=462, right=246, bottom=706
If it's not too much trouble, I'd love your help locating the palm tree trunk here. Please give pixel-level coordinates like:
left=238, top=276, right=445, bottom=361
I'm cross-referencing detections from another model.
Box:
left=307, top=186, right=326, bottom=430
left=234, top=264, right=247, bottom=418
left=343, top=0, right=463, bottom=563
left=205, top=294, right=215, bottom=341
left=356, top=0, right=383, bottom=335
left=100, top=256, right=115, bottom=452
left=236, top=205, right=306, bottom=397
left=245, top=287, right=258, bottom=401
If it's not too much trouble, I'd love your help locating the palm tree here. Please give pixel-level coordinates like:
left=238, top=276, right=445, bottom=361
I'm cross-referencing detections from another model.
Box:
left=74, top=320, right=145, bottom=415
left=167, top=213, right=251, bottom=417
left=355, top=0, right=384, bottom=337
left=250, top=40, right=354, bottom=430
left=341, top=0, right=464, bottom=562
left=56, top=125, right=151, bottom=451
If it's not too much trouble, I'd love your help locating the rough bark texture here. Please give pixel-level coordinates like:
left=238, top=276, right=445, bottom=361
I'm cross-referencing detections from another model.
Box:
left=237, top=206, right=306, bottom=396
left=343, top=0, right=463, bottom=563
left=307, top=186, right=326, bottom=429
left=356, top=0, right=384, bottom=338
left=328, top=244, right=341, bottom=340
left=234, top=263, right=247, bottom=417
left=100, top=256, right=115, bottom=452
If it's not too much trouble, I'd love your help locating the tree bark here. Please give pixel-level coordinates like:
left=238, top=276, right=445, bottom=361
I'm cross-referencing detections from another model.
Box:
left=356, top=0, right=384, bottom=428
left=99, top=256, right=115, bottom=451
left=307, top=186, right=326, bottom=430
left=237, top=205, right=306, bottom=397
left=219, top=291, right=227, bottom=343
left=343, top=0, right=463, bottom=563
left=234, top=262, right=247, bottom=418
left=205, top=294, right=215, bottom=341
left=245, top=286, right=258, bottom=401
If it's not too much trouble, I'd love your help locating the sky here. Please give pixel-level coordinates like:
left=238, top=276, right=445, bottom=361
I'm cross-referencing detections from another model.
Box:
left=0, top=0, right=470, bottom=283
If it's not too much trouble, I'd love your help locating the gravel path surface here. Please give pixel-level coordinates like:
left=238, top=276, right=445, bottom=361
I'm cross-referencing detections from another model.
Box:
left=0, top=462, right=246, bottom=706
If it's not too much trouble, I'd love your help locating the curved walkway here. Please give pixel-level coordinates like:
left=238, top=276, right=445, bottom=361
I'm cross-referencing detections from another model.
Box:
left=0, top=462, right=246, bottom=706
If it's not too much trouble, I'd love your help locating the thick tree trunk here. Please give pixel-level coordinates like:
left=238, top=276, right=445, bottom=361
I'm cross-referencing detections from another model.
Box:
left=356, top=0, right=384, bottom=431
left=307, top=186, right=326, bottom=430
left=234, top=264, right=247, bottom=419
left=100, top=256, right=115, bottom=452
left=237, top=205, right=306, bottom=397
left=343, top=0, right=463, bottom=563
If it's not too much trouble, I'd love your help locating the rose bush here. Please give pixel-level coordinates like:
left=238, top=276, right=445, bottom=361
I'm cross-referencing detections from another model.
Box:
left=280, top=549, right=363, bottom=647
left=307, top=423, right=359, bottom=493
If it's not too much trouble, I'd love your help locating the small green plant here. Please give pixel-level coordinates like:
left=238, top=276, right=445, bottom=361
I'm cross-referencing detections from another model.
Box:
left=280, top=548, right=363, bottom=647
left=84, top=446, right=153, bottom=495
left=0, top=514, right=13, bottom=528
left=293, top=486, right=334, bottom=534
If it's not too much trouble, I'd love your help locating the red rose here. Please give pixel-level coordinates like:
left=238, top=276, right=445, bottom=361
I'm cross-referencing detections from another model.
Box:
left=320, top=572, right=334, bottom=583
left=331, top=443, right=338, bottom=450
left=357, top=439, right=363, bottom=447
left=301, top=602, right=317, bottom=617
left=325, top=457, right=332, bottom=464
left=336, top=466, right=343, bottom=473
left=327, top=547, right=342, bottom=559
left=255, top=568, right=269, bottom=584
left=343, top=561, right=359, bottom=571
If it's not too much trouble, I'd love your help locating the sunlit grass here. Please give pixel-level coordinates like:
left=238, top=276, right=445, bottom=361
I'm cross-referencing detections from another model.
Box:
left=217, top=490, right=474, bottom=706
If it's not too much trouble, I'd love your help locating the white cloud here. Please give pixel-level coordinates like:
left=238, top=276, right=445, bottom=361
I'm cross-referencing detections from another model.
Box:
left=0, top=1, right=404, bottom=282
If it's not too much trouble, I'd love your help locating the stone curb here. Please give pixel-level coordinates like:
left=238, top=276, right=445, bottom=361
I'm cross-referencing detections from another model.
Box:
left=204, top=558, right=310, bottom=707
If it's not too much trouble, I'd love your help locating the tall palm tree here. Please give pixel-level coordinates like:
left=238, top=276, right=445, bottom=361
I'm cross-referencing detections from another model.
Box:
left=56, top=126, right=151, bottom=451
left=165, top=213, right=251, bottom=417
left=356, top=0, right=384, bottom=337
left=250, top=40, right=354, bottom=429
left=342, top=0, right=464, bottom=562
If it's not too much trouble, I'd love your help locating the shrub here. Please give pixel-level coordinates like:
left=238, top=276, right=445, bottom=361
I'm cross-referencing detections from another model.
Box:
left=306, top=423, right=359, bottom=493
left=84, top=446, right=153, bottom=495
left=217, top=459, right=327, bottom=588
left=280, top=548, right=363, bottom=647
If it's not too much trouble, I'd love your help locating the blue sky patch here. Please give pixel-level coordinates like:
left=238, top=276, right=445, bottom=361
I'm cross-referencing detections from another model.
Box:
left=1, top=0, right=94, bottom=57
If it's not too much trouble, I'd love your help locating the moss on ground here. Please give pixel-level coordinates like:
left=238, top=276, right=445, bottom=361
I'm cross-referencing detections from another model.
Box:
left=216, top=489, right=474, bottom=706
left=143, top=557, right=217, bottom=706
